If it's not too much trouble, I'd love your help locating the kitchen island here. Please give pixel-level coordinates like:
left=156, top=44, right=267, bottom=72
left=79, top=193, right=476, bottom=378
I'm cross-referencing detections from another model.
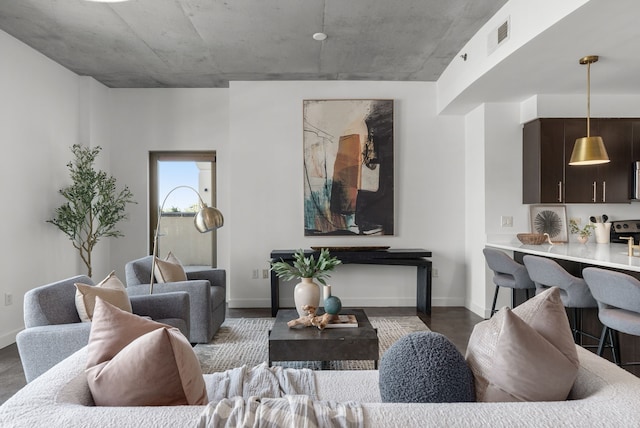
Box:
left=486, top=240, right=640, bottom=375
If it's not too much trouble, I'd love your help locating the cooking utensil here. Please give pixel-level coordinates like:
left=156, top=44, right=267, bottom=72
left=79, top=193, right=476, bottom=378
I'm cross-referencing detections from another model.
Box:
left=602, top=214, right=609, bottom=223
left=590, top=216, right=597, bottom=223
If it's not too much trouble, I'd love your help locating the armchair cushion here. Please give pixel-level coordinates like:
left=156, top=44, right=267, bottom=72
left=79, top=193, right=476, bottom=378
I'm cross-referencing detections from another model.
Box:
left=74, top=271, right=132, bottom=322
left=86, top=298, right=207, bottom=406
left=155, top=252, right=188, bottom=283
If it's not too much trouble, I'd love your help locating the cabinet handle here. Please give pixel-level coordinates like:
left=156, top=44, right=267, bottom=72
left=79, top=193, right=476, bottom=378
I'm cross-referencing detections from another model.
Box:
left=602, top=181, right=606, bottom=203
left=558, top=181, right=562, bottom=202
left=593, top=181, right=597, bottom=202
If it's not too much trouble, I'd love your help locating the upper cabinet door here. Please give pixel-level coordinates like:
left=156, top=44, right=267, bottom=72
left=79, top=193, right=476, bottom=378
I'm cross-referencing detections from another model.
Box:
left=522, top=119, right=565, bottom=204
left=596, top=119, right=633, bottom=203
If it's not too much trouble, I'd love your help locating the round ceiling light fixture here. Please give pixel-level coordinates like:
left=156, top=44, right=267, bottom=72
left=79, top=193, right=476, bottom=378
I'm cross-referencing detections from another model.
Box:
left=312, top=32, right=327, bottom=41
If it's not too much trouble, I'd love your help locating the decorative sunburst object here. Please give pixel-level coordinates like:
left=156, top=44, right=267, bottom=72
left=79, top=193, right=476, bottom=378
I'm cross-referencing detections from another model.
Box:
left=534, top=210, right=563, bottom=238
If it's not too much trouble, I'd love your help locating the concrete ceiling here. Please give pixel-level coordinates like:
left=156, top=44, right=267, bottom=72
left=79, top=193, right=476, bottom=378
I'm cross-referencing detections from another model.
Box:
left=0, top=0, right=507, bottom=88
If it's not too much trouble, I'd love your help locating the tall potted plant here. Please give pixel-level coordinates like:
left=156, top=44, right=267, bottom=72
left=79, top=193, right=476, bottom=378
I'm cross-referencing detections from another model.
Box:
left=271, top=248, right=341, bottom=316
left=47, top=144, right=135, bottom=277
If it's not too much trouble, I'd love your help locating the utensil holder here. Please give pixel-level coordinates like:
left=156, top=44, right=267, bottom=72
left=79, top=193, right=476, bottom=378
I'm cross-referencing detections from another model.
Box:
left=594, top=223, right=611, bottom=244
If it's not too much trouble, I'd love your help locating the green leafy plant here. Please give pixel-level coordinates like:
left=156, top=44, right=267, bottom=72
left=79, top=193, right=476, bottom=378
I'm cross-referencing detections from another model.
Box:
left=569, top=219, right=595, bottom=238
left=270, top=248, right=341, bottom=285
left=47, top=144, right=136, bottom=277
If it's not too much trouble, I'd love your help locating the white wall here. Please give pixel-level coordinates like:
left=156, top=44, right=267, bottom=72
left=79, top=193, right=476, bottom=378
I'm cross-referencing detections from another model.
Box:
left=464, top=105, right=486, bottom=316
left=0, top=31, right=84, bottom=347
left=107, top=89, right=231, bottom=283
left=437, top=0, right=588, bottom=114
left=227, top=81, right=466, bottom=309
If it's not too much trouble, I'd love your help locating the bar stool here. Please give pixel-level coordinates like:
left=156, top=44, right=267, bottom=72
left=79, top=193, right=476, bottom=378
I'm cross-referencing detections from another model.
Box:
left=582, top=267, right=640, bottom=366
left=523, top=255, right=598, bottom=344
left=482, top=248, right=535, bottom=316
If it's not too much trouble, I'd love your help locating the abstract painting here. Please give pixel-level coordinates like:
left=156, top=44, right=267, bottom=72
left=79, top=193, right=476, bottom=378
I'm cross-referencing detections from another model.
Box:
left=303, top=99, right=394, bottom=236
left=529, top=205, right=568, bottom=242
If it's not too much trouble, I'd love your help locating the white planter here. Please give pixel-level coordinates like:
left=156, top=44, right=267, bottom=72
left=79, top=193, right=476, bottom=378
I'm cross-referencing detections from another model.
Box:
left=294, top=277, right=320, bottom=317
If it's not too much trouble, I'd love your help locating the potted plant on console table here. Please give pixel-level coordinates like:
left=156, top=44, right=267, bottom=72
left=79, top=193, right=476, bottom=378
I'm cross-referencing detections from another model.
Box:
left=270, top=248, right=341, bottom=317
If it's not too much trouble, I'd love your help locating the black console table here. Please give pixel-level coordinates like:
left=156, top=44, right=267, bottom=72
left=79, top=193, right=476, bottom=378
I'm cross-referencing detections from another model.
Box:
left=269, top=248, right=432, bottom=317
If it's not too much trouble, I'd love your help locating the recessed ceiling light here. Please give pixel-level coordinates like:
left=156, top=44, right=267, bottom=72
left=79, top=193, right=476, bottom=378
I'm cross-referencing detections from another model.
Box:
left=312, top=32, right=327, bottom=41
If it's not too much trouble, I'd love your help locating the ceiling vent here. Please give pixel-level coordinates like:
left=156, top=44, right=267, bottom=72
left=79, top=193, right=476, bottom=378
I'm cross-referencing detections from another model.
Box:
left=488, top=17, right=510, bottom=54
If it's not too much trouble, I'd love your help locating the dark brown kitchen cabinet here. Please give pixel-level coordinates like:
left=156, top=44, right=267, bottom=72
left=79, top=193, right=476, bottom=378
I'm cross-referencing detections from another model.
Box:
left=523, top=118, right=634, bottom=204
left=523, top=119, right=565, bottom=204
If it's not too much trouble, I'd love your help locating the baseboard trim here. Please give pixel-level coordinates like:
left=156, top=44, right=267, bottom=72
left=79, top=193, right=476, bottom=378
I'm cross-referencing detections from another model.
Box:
left=0, top=327, right=22, bottom=350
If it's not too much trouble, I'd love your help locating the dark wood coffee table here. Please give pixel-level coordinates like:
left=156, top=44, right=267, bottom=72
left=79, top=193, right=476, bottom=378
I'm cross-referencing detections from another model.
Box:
left=268, top=309, right=379, bottom=369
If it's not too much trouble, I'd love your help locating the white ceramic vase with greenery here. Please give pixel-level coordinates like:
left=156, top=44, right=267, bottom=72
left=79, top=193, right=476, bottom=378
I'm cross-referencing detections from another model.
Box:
left=271, top=249, right=341, bottom=317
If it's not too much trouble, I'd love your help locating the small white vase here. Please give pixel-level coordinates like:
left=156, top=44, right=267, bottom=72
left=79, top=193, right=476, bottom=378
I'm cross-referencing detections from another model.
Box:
left=294, top=278, right=320, bottom=317
left=577, top=236, right=589, bottom=244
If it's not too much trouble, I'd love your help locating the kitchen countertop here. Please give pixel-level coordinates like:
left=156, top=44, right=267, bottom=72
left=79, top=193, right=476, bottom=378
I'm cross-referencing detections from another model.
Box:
left=485, top=241, right=640, bottom=273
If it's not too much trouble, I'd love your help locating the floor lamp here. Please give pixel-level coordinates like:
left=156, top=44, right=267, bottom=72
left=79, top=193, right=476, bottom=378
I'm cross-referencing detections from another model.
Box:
left=150, top=185, right=224, bottom=293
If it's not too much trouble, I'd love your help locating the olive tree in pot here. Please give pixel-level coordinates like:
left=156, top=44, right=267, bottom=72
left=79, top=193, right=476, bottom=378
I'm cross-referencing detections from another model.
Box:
left=47, top=144, right=136, bottom=277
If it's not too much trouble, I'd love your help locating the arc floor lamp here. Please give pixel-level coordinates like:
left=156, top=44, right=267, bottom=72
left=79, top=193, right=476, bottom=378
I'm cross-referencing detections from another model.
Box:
left=150, top=185, right=224, bottom=293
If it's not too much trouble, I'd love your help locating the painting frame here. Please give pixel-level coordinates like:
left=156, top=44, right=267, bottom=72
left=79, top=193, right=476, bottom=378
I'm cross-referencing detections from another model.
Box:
left=302, top=99, right=394, bottom=237
left=529, top=205, right=568, bottom=242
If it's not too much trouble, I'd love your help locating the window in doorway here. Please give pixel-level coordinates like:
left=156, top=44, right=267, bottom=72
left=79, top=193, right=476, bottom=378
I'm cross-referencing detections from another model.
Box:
left=149, top=151, right=218, bottom=268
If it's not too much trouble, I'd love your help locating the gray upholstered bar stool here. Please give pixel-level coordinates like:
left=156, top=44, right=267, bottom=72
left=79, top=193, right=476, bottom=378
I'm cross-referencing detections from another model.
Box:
left=483, top=248, right=535, bottom=316
left=583, top=267, right=640, bottom=366
left=523, top=255, right=598, bottom=344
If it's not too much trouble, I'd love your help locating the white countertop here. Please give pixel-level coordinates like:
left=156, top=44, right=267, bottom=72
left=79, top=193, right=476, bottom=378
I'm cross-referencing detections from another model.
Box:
left=486, top=241, right=640, bottom=273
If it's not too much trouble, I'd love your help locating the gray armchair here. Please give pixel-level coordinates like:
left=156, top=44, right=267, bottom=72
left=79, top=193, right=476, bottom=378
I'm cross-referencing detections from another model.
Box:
left=125, top=256, right=226, bottom=344
left=16, top=275, right=190, bottom=383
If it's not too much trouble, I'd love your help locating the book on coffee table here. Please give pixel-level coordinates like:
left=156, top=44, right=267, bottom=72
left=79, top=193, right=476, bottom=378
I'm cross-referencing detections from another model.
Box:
left=324, top=314, right=358, bottom=328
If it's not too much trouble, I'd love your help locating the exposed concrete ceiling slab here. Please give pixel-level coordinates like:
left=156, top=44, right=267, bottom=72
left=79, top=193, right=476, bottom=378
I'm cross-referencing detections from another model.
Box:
left=0, top=0, right=507, bottom=88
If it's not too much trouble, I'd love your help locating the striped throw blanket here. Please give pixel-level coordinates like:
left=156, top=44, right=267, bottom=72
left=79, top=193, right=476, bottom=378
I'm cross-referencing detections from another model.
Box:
left=197, top=395, right=363, bottom=428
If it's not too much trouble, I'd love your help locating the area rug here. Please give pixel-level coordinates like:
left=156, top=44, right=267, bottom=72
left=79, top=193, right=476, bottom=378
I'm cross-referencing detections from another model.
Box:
left=195, top=317, right=430, bottom=372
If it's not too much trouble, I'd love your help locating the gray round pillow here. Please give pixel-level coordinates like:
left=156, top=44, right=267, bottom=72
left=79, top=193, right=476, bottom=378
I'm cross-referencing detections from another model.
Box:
left=379, top=331, right=475, bottom=403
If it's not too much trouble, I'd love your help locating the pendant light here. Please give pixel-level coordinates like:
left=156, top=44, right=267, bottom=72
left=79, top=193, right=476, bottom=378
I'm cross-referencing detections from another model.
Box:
left=569, top=55, right=609, bottom=166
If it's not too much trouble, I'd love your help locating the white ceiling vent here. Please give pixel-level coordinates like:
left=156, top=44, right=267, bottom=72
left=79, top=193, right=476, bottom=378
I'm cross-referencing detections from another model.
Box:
left=488, top=17, right=510, bottom=54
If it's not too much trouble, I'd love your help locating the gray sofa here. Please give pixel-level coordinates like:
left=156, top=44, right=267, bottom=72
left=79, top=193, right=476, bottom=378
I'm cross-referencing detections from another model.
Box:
left=125, top=256, right=226, bottom=343
left=15, top=275, right=190, bottom=383
left=1, top=346, right=640, bottom=427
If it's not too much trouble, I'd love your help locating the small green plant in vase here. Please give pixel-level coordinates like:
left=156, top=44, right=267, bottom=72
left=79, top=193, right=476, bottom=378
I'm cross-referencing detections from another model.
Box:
left=271, top=249, right=341, bottom=317
left=569, top=219, right=595, bottom=244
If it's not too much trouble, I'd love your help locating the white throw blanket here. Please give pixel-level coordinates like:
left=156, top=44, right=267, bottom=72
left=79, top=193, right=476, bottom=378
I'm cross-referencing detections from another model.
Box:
left=197, top=395, right=363, bottom=428
left=204, top=362, right=316, bottom=402
left=199, top=363, right=363, bottom=428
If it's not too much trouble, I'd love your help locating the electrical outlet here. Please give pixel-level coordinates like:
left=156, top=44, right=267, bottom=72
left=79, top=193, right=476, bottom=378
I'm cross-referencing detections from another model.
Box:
left=262, top=269, right=269, bottom=279
left=501, top=216, right=513, bottom=227
left=251, top=269, right=259, bottom=279
left=4, top=293, right=12, bottom=306
left=432, top=268, right=439, bottom=278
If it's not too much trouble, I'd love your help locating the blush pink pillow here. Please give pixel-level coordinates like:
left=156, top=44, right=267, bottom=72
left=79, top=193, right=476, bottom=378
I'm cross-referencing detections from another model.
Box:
left=465, top=287, right=579, bottom=402
left=85, top=298, right=207, bottom=406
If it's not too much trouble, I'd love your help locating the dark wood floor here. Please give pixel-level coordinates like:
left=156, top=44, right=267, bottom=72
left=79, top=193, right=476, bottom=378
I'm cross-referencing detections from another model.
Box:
left=0, top=306, right=482, bottom=405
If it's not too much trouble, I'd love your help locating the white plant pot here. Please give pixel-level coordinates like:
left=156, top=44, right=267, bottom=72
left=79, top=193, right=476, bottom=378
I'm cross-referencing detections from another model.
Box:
left=294, top=277, right=320, bottom=317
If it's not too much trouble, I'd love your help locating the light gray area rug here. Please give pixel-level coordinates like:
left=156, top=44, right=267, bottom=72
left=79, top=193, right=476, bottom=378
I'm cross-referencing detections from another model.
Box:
left=195, top=317, right=430, bottom=372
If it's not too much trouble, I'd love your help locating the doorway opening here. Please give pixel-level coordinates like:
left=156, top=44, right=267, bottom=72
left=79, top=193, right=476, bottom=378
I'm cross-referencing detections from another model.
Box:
left=149, top=151, right=218, bottom=267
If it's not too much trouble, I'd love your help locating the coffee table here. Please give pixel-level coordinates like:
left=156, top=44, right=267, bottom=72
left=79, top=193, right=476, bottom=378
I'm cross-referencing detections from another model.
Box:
left=268, top=309, right=379, bottom=369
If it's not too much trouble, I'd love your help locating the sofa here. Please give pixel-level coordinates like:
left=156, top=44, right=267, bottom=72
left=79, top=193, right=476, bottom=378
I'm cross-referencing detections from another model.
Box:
left=1, top=345, right=640, bottom=427
left=15, top=275, right=190, bottom=383
left=125, top=256, right=226, bottom=343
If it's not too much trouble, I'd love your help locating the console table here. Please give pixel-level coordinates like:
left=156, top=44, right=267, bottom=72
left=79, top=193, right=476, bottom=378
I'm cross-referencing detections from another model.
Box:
left=269, top=248, right=432, bottom=317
